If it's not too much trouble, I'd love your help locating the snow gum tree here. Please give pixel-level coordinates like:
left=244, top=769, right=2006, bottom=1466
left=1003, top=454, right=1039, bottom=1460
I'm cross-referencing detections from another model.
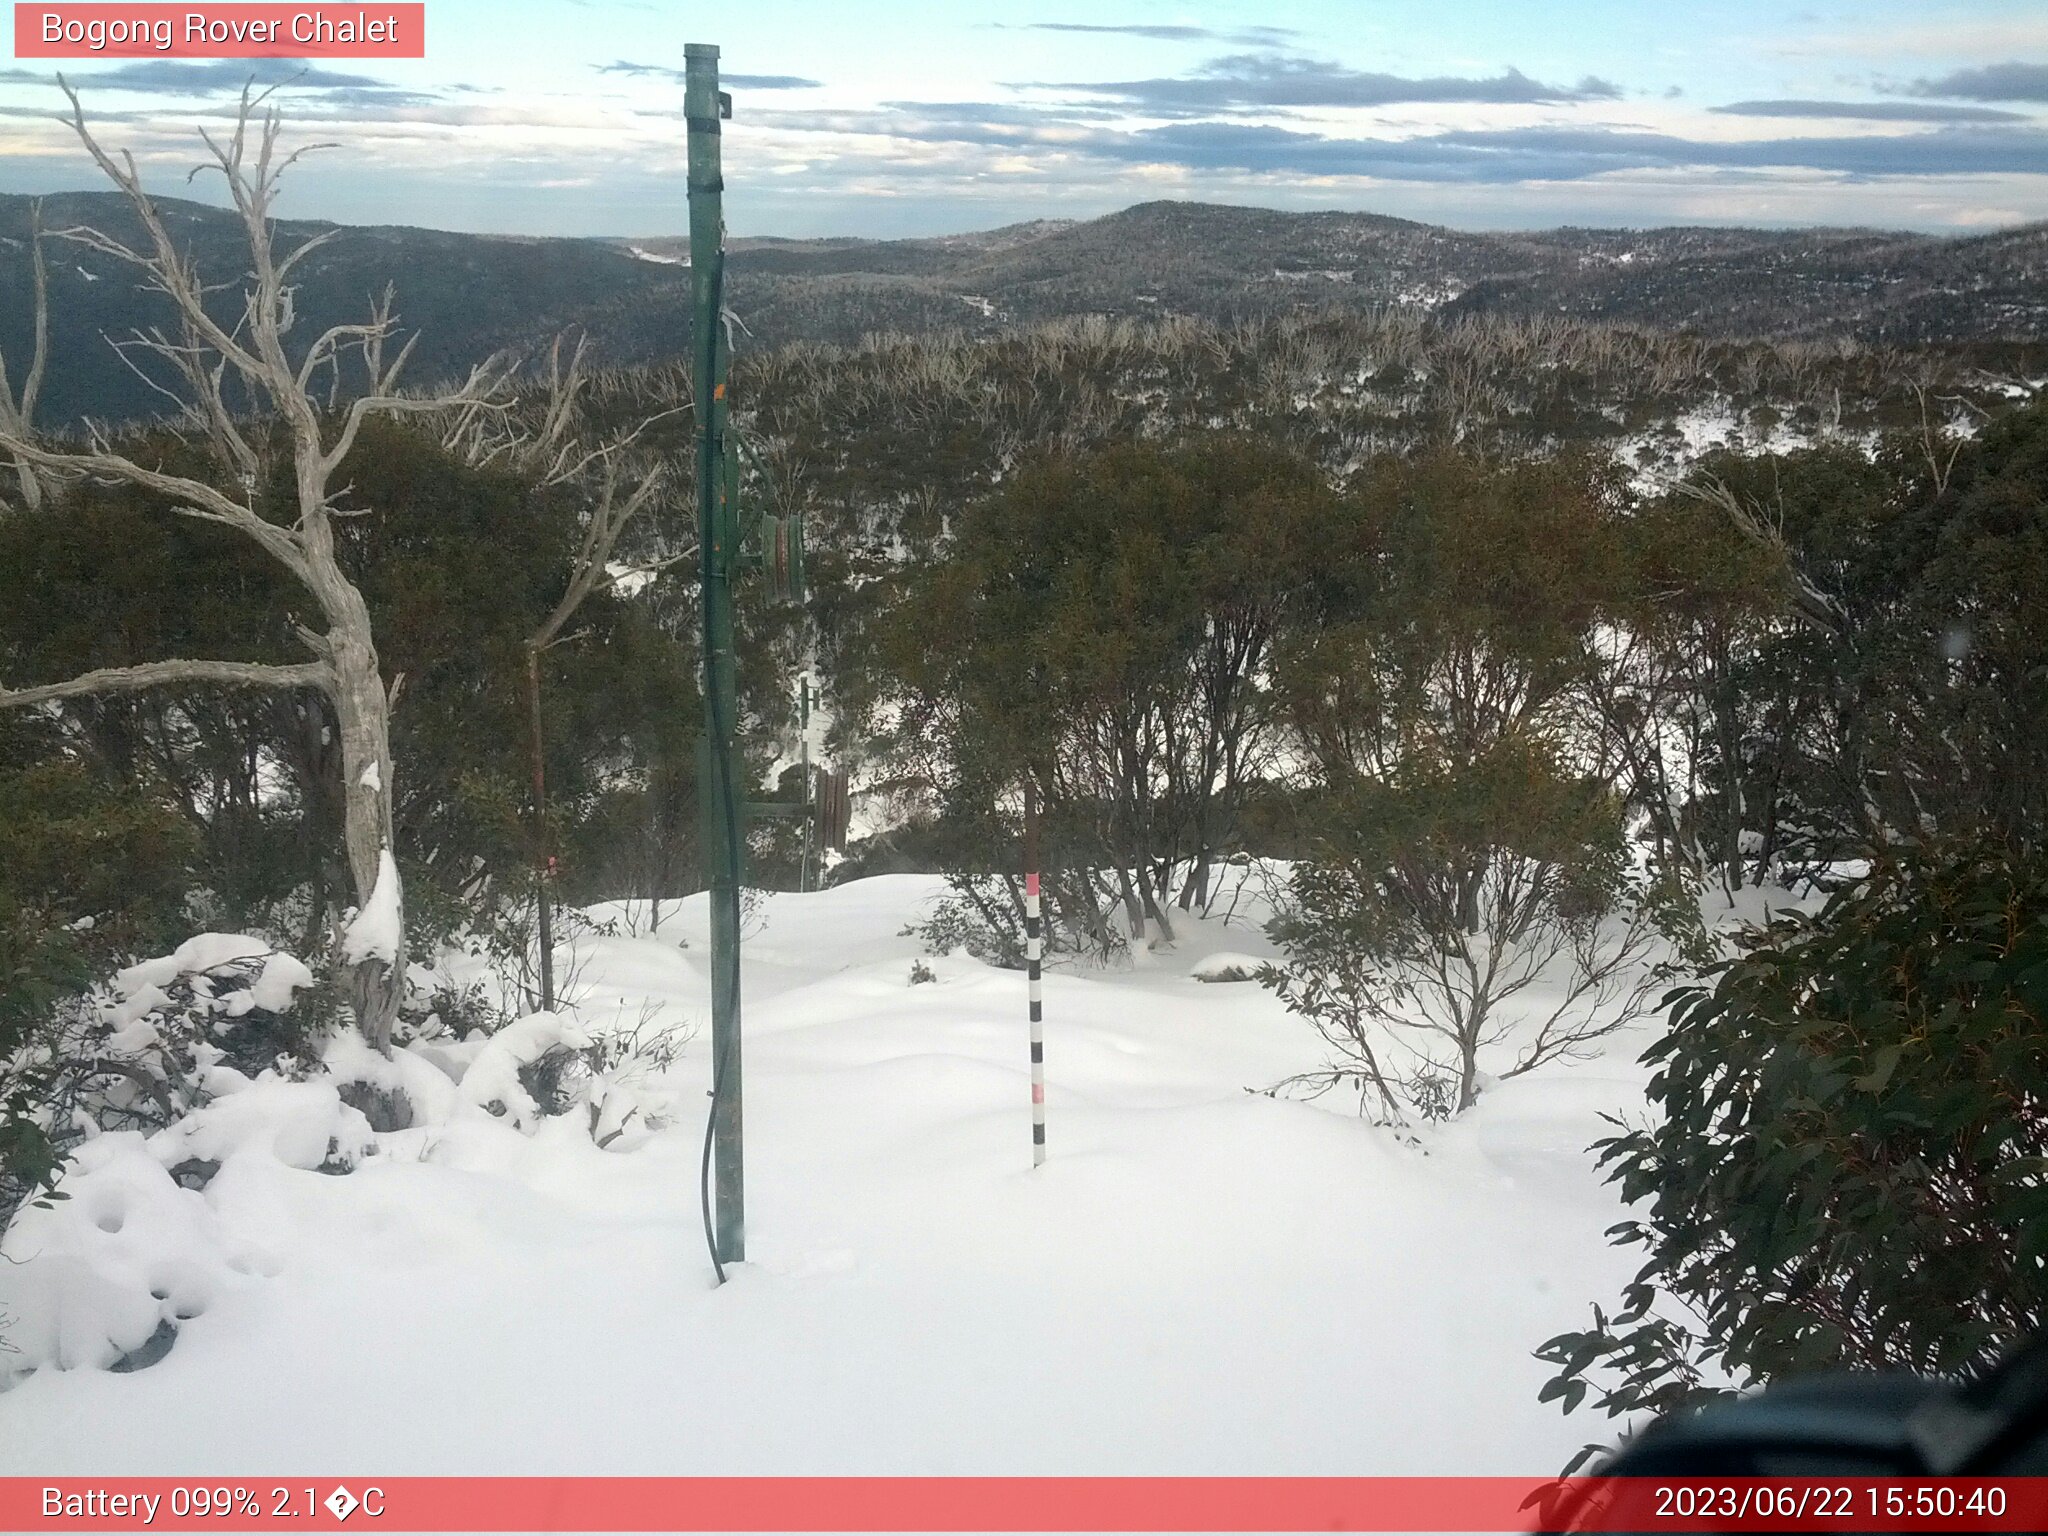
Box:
left=869, top=436, right=1332, bottom=952
left=1267, top=452, right=1660, bottom=1117
left=0, top=82, right=508, bottom=1056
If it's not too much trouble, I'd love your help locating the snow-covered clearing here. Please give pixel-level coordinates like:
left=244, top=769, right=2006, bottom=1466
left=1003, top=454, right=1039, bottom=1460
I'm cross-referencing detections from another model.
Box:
left=0, top=874, right=1660, bottom=1475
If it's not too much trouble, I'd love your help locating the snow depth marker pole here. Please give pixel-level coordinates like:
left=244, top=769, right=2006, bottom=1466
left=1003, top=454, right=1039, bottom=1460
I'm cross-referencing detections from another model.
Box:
left=1025, top=778, right=1046, bottom=1167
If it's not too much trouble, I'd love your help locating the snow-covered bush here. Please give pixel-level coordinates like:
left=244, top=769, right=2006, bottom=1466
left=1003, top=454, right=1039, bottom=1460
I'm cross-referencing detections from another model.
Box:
left=1, top=933, right=324, bottom=1236
left=1, top=912, right=691, bottom=1382
left=107, top=935, right=323, bottom=1081
left=914, top=883, right=1026, bottom=969
left=581, top=1013, right=686, bottom=1152
left=455, top=1008, right=681, bottom=1150
left=458, top=1010, right=593, bottom=1130
left=913, top=874, right=1130, bottom=969
left=1191, top=952, right=1262, bottom=983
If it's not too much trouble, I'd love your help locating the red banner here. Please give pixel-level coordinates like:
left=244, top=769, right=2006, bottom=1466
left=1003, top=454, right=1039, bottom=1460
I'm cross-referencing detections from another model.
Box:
left=3, top=1477, right=2047, bottom=1532
left=13, top=5, right=425, bottom=59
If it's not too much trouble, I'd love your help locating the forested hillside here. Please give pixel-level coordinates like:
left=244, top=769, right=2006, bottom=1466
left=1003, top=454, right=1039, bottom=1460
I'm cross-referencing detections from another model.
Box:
left=2, top=192, right=2042, bottom=424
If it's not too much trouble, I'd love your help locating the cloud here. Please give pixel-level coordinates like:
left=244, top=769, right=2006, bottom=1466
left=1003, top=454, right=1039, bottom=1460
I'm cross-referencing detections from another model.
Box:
left=756, top=100, right=2048, bottom=185
left=0, top=59, right=392, bottom=92
left=873, top=99, right=1123, bottom=125
left=597, top=61, right=821, bottom=89
left=1002, top=23, right=1297, bottom=45
left=1031, top=54, right=1623, bottom=112
left=1714, top=98, right=2028, bottom=123
left=1372, top=124, right=2048, bottom=182
left=1895, top=62, right=2048, bottom=104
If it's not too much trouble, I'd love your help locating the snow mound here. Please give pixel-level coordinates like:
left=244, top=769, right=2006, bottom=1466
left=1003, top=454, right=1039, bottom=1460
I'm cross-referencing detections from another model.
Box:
left=1191, top=951, right=1267, bottom=982
left=148, top=1080, right=376, bottom=1174
left=0, top=1135, right=255, bottom=1384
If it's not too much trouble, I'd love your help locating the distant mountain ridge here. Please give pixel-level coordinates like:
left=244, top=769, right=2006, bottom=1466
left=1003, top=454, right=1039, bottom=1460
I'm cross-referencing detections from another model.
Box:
left=1, top=193, right=2040, bottom=425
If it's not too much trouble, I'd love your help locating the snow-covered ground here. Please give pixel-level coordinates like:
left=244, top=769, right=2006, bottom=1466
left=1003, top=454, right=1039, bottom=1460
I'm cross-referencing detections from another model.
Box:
left=0, top=873, right=1661, bottom=1476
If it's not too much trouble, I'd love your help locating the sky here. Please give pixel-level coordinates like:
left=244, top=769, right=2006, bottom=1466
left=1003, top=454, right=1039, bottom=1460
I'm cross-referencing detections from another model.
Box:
left=0, top=1, right=2044, bottom=239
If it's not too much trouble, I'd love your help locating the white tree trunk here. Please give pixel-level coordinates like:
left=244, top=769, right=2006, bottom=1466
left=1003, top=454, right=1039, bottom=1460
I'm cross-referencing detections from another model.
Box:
left=333, top=630, right=401, bottom=1052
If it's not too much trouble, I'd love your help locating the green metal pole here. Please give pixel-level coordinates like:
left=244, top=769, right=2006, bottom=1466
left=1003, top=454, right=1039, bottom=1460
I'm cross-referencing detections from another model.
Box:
left=687, top=41, right=743, bottom=1266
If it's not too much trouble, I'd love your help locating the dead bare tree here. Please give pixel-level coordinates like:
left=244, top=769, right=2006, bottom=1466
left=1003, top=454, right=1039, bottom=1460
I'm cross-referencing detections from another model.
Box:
left=0, top=199, right=50, bottom=509
left=444, top=332, right=686, bottom=1008
left=0, top=80, right=511, bottom=1057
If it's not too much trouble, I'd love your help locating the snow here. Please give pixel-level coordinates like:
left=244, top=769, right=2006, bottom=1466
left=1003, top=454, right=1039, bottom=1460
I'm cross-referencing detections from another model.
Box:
left=1612, top=395, right=1866, bottom=494
left=247, top=952, right=316, bottom=1014
left=357, top=760, right=382, bottom=792
left=0, top=1136, right=261, bottom=1376
left=0, top=873, right=1659, bottom=1475
left=456, top=1010, right=593, bottom=1130
left=339, top=850, right=403, bottom=967
left=1190, top=950, right=1266, bottom=981
left=105, top=936, right=315, bottom=1035
left=114, top=934, right=273, bottom=998
left=604, top=560, right=660, bottom=597
left=147, top=1081, right=376, bottom=1175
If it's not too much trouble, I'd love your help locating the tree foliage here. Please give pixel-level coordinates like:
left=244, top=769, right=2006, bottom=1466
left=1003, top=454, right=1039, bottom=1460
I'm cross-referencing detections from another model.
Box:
left=1537, top=841, right=2048, bottom=1457
left=1265, top=452, right=1666, bottom=1116
left=863, top=434, right=1335, bottom=951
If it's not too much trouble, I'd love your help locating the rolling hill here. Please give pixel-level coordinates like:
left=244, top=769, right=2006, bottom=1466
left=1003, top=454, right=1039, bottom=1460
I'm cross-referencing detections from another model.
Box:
left=1, top=192, right=2040, bottom=424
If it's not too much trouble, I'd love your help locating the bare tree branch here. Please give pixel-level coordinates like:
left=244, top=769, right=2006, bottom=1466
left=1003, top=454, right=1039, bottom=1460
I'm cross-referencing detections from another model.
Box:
left=0, top=657, right=330, bottom=710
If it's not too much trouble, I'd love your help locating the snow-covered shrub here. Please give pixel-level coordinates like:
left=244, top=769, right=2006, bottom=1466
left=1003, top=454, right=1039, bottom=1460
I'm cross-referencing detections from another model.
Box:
left=0, top=1131, right=263, bottom=1386
left=409, top=975, right=508, bottom=1044
left=914, top=879, right=1026, bottom=969
left=1191, top=952, right=1262, bottom=983
left=458, top=1010, right=592, bottom=1131
left=454, top=1008, right=680, bottom=1150
left=2, top=933, right=324, bottom=1236
left=580, top=1014, right=685, bottom=1152
left=324, top=1033, right=460, bottom=1135
left=107, top=935, right=323, bottom=1082
left=149, top=1079, right=376, bottom=1177
left=913, top=874, right=1129, bottom=969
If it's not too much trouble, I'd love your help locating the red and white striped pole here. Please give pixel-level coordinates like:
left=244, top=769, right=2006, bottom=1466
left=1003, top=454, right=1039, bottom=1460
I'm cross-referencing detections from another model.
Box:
left=1024, top=777, right=1045, bottom=1167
